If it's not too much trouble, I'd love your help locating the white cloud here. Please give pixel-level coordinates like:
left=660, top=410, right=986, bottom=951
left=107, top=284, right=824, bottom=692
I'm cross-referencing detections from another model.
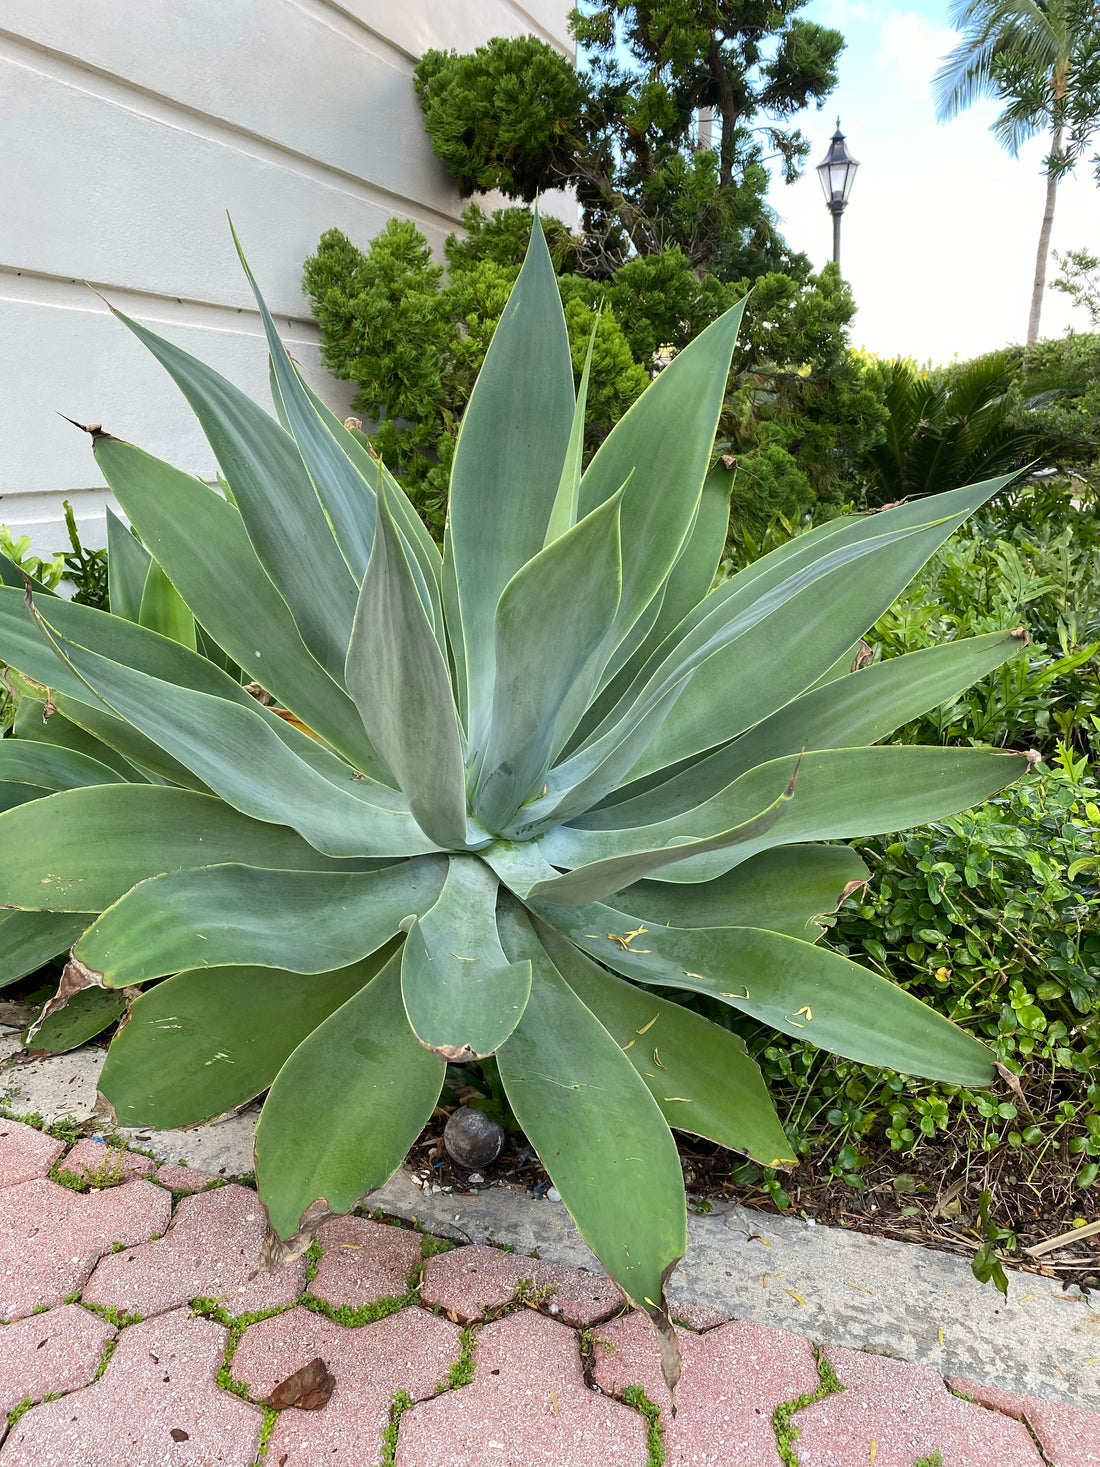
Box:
left=876, top=12, right=957, bottom=100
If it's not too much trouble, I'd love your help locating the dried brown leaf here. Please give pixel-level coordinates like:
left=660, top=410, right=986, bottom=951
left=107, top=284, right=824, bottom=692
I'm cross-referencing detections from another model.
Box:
left=263, top=1357, right=335, bottom=1412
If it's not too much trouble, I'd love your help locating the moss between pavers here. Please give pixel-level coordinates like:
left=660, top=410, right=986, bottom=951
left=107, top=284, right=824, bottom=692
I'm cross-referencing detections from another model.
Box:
left=0, top=1108, right=83, bottom=1149
left=80, top=1299, right=143, bottom=1331
left=771, top=1346, right=844, bottom=1467
left=380, top=1388, right=414, bottom=1466
left=622, top=1384, right=665, bottom=1467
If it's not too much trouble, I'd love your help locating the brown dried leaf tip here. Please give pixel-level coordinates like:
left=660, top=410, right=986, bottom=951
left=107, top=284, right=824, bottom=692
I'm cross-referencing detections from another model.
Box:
left=25, top=954, right=107, bottom=1044
left=263, top=1357, right=336, bottom=1412
left=849, top=639, right=874, bottom=673
left=57, top=415, right=118, bottom=443
left=256, top=1196, right=338, bottom=1274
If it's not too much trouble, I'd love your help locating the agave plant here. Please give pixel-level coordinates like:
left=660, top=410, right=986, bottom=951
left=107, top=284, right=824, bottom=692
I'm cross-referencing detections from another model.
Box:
left=0, top=222, right=1032, bottom=1384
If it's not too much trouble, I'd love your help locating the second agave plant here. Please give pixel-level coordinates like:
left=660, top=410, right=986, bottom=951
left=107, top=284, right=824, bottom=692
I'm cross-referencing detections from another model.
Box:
left=0, top=219, right=1032, bottom=1385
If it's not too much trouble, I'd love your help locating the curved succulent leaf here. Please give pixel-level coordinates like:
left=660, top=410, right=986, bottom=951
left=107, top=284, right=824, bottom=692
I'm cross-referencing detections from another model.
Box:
left=0, top=786, right=383, bottom=911
left=105, top=508, right=152, bottom=623
left=29, top=606, right=434, bottom=860
left=0, top=740, right=125, bottom=791
left=295, top=377, right=445, bottom=645
left=546, top=746, right=1032, bottom=885
left=0, top=910, right=93, bottom=986
left=1, top=594, right=210, bottom=789
left=497, top=903, right=686, bottom=1349
left=25, top=987, right=127, bottom=1054
left=599, top=629, right=1031, bottom=824
left=472, top=491, right=624, bottom=831
left=551, top=917, right=994, bottom=1086
left=0, top=549, right=56, bottom=597
left=74, top=857, right=445, bottom=986
left=527, top=763, right=798, bottom=904
left=401, top=855, right=531, bottom=1059
left=346, top=480, right=468, bottom=849
left=256, top=949, right=446, bottom=1240
left=577, top=298, right=748, bottom=661
left=447, top=218, right=576, bottom=736
left=0, top=781, right=50, bottom=813
left=583, top=478, right=1017, bottom=782
left=101, top=947, right=397, bottom=1129
left=91, top=438, right=388, bottom=778
left=621, top=844, right=868, bottom=937
left=137, top=559, right=196, bottom=649
left=236, top=228, right=374, bottom=583
left=111, top=310, right=358, bottom=681
left=539, top=923, right=794, bottom=1165
left=12, top=696, right=150, bottom=782
left=544, top=318, right=597, bottom=547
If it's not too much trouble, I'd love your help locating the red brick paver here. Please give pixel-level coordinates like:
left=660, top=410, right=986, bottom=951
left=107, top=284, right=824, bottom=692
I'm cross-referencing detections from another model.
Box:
left=794, top=1347, right=1043, bottom=1466
left=231, top=1304, right=462, bottom=1467
left=309, top=1215, right=422, bottom=1308
left=0, top=1303, right=114, bottom=1415
left=83, top=1182, right=305, bottom=1317
left=950, top=1375, right=1100, bottom=1466
left=395, top=1308, right=648, bottom=1467
left=153, top=1163, right=219, bottom=1194
left=421, top=1241, right=624, bottom=1325
left=0, top=1307, right=262, bottom=1467
left=2, top=1116, right=1099, bottom=1467
left=60, top=1138, right=156, bottom=1184
left=0, top=1177, right=171, bottom=1319
left=0, top=1119, right=64, bottom=1188
left=593, top=1310, right=819, bottom=1466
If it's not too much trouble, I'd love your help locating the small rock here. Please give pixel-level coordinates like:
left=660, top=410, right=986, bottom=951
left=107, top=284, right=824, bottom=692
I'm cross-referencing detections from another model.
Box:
left=467, top=1173, right=484, bottom=1186
left=443, top=1108, right=505, bottom=1170
left=547, top=1186, right=561, bottom=1203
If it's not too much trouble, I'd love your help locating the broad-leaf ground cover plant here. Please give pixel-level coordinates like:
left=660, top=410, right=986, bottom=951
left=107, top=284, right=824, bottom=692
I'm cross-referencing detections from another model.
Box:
left=0, top=223, right=1033, bottom=1384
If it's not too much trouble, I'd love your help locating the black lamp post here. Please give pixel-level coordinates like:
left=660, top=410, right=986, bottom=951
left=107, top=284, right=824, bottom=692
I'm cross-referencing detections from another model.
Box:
left=816, top=119, right=859, bottom=267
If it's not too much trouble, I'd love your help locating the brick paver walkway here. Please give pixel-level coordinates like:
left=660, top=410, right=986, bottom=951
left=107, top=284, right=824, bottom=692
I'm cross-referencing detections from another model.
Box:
left=0, top=1114, right=1095, bottom=1466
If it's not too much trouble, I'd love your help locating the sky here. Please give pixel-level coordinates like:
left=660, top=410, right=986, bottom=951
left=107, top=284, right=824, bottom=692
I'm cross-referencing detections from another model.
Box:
left=765, top=0, right=1100, bottom=364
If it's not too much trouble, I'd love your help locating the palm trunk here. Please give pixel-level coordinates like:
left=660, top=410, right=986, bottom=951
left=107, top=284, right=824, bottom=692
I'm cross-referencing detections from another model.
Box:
left=1027, top=122, right=1063, bottom=345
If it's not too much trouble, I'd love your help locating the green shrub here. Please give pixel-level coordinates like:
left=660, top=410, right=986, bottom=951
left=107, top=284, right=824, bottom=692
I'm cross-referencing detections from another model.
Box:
left=809, top=768, right=1100, bottom=1190
left=304, top=206, right=886, bottom=536
left=875, top=479, right=1100, bottom=763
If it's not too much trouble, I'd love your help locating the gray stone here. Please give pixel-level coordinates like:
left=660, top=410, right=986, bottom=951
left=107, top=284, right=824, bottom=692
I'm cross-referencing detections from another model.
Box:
left=443, top=1106, right=504, bottom=1169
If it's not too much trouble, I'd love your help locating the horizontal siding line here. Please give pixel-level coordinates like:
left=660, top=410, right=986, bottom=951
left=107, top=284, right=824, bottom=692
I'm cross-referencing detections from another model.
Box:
left=0, top=29, right=469, bottom=235
left=503, top=0, right=576, bottom=56
left=267, top=0, right=417, bottom=69
left=0, top=265, right=326, bottom=341
left=303, top=0, right=573, bottom=59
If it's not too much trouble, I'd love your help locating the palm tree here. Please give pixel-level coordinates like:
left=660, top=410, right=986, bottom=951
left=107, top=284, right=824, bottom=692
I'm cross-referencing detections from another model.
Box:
left=933, top=0, right=1100, bottom=345
left=861, top=350, right=1078, bottom=504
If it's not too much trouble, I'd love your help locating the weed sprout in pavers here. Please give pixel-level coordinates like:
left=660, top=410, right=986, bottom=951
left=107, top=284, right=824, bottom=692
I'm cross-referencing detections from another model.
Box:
left=0, top=218, right=1034, bottom=1391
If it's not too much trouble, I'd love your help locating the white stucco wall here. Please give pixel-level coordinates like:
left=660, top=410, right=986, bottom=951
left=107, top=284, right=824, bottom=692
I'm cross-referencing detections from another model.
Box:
left=0, top=0, right=574, bottom=553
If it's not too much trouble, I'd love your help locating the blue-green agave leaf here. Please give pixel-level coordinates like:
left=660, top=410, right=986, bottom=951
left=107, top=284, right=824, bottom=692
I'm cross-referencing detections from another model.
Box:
left=346, top=480, right=468, bottom=850
left=91, top=437, right=389, bottom=777
left=0, top=786, right=384, bottom=913
left=537, top=922, right=794, bottom=1165
left=472, top=491, right=623, bottom=832
left=75, top=856, right=445, bottom=986
left=110, top=310, right=357, bottom=681
left=447, top=217, right=576, bottom=737
left=401, top=855, right=531, bottom=1058
left=496, top=901, right=685, bottom=1379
